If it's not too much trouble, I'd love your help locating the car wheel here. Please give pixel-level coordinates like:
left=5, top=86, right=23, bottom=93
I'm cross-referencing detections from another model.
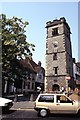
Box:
left=39, top=109, right=48, bottom=117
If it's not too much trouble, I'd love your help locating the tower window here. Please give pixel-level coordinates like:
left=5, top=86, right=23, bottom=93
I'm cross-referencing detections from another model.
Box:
left=54, top=67, right=58, bottom=74
left=52, top=28, right=58, bottom=36
left=53, top=53, right=57, bottom=60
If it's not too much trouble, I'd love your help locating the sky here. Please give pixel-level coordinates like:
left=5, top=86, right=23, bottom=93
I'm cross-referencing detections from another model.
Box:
left=1, top=1, right=78, bottom=68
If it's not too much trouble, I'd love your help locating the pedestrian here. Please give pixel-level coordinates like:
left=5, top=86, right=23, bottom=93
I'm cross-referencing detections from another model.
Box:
left=61, top=86, right=65, bottom=93
left=30, top=94, right=33, bottom=101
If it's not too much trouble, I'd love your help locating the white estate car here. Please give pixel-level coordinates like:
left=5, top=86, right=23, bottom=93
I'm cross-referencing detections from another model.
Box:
left=34, top=93, right=80, bottom=117
left=0, top=97, right=13, bottom=111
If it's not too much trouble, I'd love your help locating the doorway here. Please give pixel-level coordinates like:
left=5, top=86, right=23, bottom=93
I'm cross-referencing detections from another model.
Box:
left=52, top=84, right=60, bottom=91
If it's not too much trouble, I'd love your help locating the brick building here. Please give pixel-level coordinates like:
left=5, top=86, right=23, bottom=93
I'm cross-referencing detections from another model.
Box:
left=45, top=17, right=74, bottom=93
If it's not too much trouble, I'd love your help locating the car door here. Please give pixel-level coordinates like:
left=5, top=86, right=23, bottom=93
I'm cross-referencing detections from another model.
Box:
left=55, top=95, right=76, bottom=114
left=37, top=95, right=56, bottom=113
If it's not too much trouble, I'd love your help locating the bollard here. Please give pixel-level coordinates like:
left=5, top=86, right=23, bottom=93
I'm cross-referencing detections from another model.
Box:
left=30, top=94, right=33, bottom=101
left=14, top=94, right=18, bottom=102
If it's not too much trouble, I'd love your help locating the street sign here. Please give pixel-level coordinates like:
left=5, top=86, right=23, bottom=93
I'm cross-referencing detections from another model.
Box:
left=65, top=76, right=70, bottom=80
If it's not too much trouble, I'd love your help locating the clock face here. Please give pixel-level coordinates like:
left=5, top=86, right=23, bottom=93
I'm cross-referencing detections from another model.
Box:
left=52, top=41, right=58, bottom=48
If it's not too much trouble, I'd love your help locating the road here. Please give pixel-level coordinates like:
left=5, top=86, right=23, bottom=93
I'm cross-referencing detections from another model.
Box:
left=2, top=109, right=80, bottom=120
left=1, top=93, right=80, bottom=120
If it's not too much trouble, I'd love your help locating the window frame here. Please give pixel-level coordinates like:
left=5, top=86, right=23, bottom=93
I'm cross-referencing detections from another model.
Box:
left=56, top=95, right=72, bottom=103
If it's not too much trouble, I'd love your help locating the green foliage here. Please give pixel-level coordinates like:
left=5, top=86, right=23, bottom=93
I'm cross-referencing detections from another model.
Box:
left=1, top=14, right=35, bottom=85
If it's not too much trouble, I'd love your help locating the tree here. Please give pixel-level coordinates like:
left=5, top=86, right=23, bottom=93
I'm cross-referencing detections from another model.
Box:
left=0, top=14, right=35, bottom=92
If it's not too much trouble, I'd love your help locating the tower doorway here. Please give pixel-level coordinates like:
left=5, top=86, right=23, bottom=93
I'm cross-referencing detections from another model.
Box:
left=52, top=84, right=60, bottom=91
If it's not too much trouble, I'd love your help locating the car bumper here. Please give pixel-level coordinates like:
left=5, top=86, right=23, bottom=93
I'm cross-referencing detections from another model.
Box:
left=34, top=107, right=40, bottom=111
left=2, top=102, right=13, bottom=110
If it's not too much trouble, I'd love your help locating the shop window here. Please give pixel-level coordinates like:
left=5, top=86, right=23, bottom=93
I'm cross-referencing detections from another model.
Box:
left=27, top=82, right=30, bottom=89
left=32, top=83, right=34, bottom=89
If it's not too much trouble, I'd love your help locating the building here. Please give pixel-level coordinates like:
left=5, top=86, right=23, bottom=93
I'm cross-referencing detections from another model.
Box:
left=35, top=61, right=45, bottom=92
left=75, top=62, right=80, bottom=94
left=73, top=59, right=80, bottom=88
left=75, top=62, right=80, bottom=87
left=3, top=58, right=37, bottom=94
left=3, top=57, right=45, bottom=95
left=19, top=58, right=37, bottom=94
left=45, top=17, right=74, bottom=93
left=17, top=59, right=45, bottom=93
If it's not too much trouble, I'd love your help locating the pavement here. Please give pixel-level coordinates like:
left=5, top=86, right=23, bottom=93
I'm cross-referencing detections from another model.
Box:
left=5, top=92, right=80, bottom=110
left=7, top=93, right=37, bottom=110
left=11, top=101, right=35, bottom=110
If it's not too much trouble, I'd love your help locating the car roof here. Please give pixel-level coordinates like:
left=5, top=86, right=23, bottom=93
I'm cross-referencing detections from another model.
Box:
left=0, top=97, right=12, bottom=106
left=38, top=93, right=65, bottom=96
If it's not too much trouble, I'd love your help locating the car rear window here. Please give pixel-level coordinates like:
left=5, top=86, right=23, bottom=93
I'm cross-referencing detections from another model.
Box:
left=38, top=95, right=54, bottom=102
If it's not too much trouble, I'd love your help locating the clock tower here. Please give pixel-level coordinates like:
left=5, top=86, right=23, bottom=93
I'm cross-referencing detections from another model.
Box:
left=45, top=17, right=74, bottom=92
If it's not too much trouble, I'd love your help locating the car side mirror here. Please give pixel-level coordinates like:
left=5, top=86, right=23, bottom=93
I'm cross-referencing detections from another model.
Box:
left=72, top=101, right=74, bottom=105
left=58, top=100, right=60, bottom=103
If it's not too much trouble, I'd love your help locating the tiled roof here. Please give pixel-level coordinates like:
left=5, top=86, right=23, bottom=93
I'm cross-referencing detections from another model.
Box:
left=19, top=58, right=37, bottom=73
left=19, top=58, right=45, bottom=75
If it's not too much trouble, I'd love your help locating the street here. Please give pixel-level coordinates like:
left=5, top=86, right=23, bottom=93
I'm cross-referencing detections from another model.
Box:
left=2, top=109, right=80, bottom=120
left=1, top=93, right=80, bottom=120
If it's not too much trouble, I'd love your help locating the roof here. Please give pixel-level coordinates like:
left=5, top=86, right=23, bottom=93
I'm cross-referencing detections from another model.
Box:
left=38, top=93, right=66, bottom=96
left=19, top=58, right=45, bottom=74
left=19, top=58, right=37, bottom=73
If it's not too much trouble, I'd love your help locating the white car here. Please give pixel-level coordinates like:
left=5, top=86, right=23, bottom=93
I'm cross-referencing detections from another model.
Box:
left=34, top=93, right=80, bottom=117
left=0, top=97, right=13, bottom=111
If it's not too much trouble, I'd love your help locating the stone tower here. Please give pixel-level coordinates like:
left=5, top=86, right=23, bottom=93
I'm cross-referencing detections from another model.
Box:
left=45, top=17, right=74, bottom=93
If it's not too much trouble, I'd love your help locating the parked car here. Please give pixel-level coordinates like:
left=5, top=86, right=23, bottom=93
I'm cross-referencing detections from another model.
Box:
left=0, top=97, right=13, bottom=111
left=34, top=93, right=80, bottom=117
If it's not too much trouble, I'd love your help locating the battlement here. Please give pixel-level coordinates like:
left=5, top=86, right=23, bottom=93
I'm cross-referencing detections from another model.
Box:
left=46, top=17, right=70, bottom=30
